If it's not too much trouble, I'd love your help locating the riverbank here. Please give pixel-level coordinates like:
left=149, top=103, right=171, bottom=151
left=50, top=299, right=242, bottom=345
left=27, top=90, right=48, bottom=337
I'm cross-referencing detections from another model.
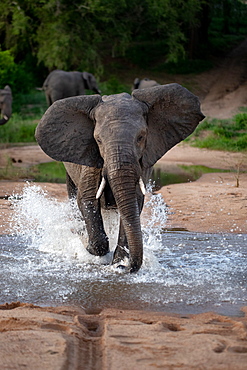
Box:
left=1, top=144, right=247, bottom=369
left=157, top=143, right=247, bottom=233
left=0, top=302, right=246, bottom=369
left=1, top=143, right=246, bottom=234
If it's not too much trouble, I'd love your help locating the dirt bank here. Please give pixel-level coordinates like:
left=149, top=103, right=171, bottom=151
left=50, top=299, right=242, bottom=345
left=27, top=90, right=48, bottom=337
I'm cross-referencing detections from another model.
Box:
left=0, top=302, right=247, bottom=370
left=157, top=144, right=247, bottom=233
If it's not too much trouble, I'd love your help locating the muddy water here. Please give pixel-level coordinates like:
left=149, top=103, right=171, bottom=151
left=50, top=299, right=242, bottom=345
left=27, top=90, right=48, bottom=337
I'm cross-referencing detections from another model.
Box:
left=0, top=184, right=246, bottom=316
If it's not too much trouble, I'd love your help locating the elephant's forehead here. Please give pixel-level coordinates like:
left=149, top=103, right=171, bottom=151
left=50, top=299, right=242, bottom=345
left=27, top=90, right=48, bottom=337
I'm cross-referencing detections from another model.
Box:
left=97, top=95, right=145, bottom=118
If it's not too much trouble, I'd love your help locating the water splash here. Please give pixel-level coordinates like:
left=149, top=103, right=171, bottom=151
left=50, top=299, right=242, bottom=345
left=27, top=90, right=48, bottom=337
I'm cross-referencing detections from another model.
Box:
left=1, top=182, right=246, bottom=315
left=9, top=182, right=166, bottom=270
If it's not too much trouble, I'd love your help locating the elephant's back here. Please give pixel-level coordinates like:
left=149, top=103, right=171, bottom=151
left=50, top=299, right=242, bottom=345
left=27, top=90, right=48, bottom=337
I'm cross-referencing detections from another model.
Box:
left=139, top=80, right=160, bottom=89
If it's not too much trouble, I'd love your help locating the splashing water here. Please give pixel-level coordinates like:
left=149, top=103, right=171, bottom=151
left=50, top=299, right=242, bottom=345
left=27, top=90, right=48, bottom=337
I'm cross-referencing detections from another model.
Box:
left=9, top=183, right=166, bottom=268
left=1, top=182, right=246, bottom=315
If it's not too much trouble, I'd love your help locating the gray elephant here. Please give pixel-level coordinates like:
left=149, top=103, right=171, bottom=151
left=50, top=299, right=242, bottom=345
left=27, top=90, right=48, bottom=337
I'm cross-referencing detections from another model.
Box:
left=42, top=69, right=101, bottom=106
left=35, top=83, right=204, bottom=273
left=132, top=77, right=160, bottom=91
left=0, top=85, right=12, bottom=126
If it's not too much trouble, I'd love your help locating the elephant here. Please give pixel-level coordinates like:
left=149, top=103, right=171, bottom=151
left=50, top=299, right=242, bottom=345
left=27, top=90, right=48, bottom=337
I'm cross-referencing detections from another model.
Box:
left=0, top=85, right=12, bottom=126
left=35, top=83, right=204, bottom=273
left=132, top=77, right=160, bottom=91
left=42, top=69, right=101, bottom=106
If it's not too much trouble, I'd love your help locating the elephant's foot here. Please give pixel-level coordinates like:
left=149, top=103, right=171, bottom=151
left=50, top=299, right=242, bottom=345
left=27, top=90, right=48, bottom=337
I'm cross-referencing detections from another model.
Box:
left=86, top=237, right=109, bottom=256
left=112, top=245, right=129, bottom=265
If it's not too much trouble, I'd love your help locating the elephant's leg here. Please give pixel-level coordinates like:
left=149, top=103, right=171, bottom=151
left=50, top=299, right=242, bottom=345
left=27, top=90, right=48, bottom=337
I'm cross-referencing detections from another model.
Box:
left=66, top=171, right=77, bottom=199
left=77, top=167, right=109, bottom=256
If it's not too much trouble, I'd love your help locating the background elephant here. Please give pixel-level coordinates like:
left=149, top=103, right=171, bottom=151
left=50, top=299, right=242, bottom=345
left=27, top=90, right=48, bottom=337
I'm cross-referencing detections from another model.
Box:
left=132, top=77, right=160, bottom=91
left=0, top=85, right=12, bottom=126
left=42, top=69, right=101, bottom=106
left=35, top=84, right=204, bottom=273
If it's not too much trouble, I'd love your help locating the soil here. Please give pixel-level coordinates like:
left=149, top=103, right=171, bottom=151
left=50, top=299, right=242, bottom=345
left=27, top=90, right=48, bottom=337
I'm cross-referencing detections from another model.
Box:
left=1, top=40, right=247, bottom=369
left=0, top=302, right=247, bottom=370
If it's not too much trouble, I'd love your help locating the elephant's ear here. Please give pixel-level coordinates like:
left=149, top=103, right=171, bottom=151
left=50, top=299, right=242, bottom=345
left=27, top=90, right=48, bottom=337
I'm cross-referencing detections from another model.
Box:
left=35, top=95, right=103, bottom=168
left=132, top=83, right=205, bottom=168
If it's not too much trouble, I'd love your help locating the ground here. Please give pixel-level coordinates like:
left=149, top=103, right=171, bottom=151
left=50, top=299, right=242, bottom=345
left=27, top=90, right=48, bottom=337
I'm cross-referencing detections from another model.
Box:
left=0, top=39, right=247, bottom=369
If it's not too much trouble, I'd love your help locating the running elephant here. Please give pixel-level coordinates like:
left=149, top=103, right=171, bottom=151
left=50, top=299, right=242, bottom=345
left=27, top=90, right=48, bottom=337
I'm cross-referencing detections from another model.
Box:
left=42, top=69, right=101, bottom=106
left=35, top=84, right=204, bottom=273
left=0, top=85, right=12, bottom=126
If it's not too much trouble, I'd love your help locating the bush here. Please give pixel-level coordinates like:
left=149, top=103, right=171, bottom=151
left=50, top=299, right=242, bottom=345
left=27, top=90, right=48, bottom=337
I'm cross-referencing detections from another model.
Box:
left=99, top=77, right=130, bottom=95
left=0, top=91, right=47, bottom=144
left=0, top=50, right=34, bottom=94
left=0, top=113, right=37, bottom=143
left=188, top=113, right=247, bottom=152
left=234, top=112, right=247, bottom=130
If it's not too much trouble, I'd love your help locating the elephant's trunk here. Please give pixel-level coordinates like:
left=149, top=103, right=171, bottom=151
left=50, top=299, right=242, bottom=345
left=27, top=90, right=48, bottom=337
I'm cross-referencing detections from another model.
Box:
left=0, top=116, right=9, bottom=126
left=106, top=151, right=143, bottom=273
left=0, top=90, right=12, bottom=126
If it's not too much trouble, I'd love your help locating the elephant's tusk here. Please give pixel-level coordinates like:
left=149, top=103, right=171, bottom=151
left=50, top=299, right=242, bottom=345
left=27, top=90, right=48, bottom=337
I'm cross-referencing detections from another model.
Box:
left=139, top=177, right=146, bottom=195
left=96, top=177, right=106, bottom=199
left=3, top=115, right=8, bottom=120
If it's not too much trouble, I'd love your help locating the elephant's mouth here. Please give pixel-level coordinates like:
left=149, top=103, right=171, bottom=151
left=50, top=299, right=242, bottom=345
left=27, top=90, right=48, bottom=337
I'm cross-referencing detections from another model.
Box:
left=98, top=176, right=116, bottom=209
left=96, top=169, right=146, bottom=210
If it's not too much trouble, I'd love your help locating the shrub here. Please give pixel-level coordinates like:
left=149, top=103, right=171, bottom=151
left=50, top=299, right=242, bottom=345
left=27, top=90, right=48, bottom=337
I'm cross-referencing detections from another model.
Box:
left=0, top=50, right=34, bottom=94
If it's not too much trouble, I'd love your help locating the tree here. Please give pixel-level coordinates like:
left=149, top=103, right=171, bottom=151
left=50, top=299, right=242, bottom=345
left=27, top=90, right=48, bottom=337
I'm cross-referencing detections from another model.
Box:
left=0, top=0, right=246, bottom=78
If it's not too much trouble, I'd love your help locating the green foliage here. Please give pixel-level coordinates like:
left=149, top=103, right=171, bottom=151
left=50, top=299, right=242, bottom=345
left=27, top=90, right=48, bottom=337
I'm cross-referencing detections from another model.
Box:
left=32, top=162, right=66, bottom=183
left=126, top=41, right=168, bottom=69
left=208, top=0, right=247, bottom=55
left=160, top=59, right=213, bottom=74
left=1, top=0, right=247, bottom=77
left=0, top=50, right=16, bottom=86
left=100, top=77, right=131, bottom=95
left=234, top=112, right=247, bottom=130
left=0, top=90, right=47, bottom=143
left=0, top=0, right=206, bottom=74
left=0, top=159, right=66, bottom=183
left=0, top=50, right=35, bottom=93
left=189, top=112, right=247, bottom=152
left=0, top=113, right=37, bottom=143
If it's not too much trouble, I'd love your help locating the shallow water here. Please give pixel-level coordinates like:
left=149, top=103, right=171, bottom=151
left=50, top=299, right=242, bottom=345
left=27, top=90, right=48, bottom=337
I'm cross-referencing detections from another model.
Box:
left=0, top=184, right=246, bottom=316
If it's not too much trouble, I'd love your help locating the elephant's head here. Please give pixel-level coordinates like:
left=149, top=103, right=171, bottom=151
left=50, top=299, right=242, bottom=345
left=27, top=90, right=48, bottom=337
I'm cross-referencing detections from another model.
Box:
left=132, top=77, right=160, bottom=91
left=82, top=72, right=101, bottom=94
left=35, top=84, right=204, bottom=272
left=0, top=85, right=12, bottom=126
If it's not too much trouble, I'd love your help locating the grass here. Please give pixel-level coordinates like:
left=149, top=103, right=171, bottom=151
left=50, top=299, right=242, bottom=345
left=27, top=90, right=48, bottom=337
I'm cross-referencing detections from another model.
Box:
left=0, top=160, right=66, bottom=183
left=186, top=110, right=247, bottom=152
left=152, top=165, right=229, bottom=188
left=0, top=90, right=47, bottom=144
left=32, top=162, right=66, bottom=183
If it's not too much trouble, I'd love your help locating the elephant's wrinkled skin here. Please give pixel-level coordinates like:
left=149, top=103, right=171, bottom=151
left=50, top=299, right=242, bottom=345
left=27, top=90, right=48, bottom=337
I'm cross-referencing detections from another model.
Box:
left=35, top=84, right=204, bottom=273
left=43, top=69, right=101, bottom=106
left=0, top=85, right=12, bottom=126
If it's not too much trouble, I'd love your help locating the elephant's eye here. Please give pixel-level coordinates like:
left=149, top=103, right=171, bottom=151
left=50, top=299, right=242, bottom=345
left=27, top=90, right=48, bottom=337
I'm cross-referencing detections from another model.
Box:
left=96, top=137, right=102, bottom=144
left=137, top=135, right=144, bottom=143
